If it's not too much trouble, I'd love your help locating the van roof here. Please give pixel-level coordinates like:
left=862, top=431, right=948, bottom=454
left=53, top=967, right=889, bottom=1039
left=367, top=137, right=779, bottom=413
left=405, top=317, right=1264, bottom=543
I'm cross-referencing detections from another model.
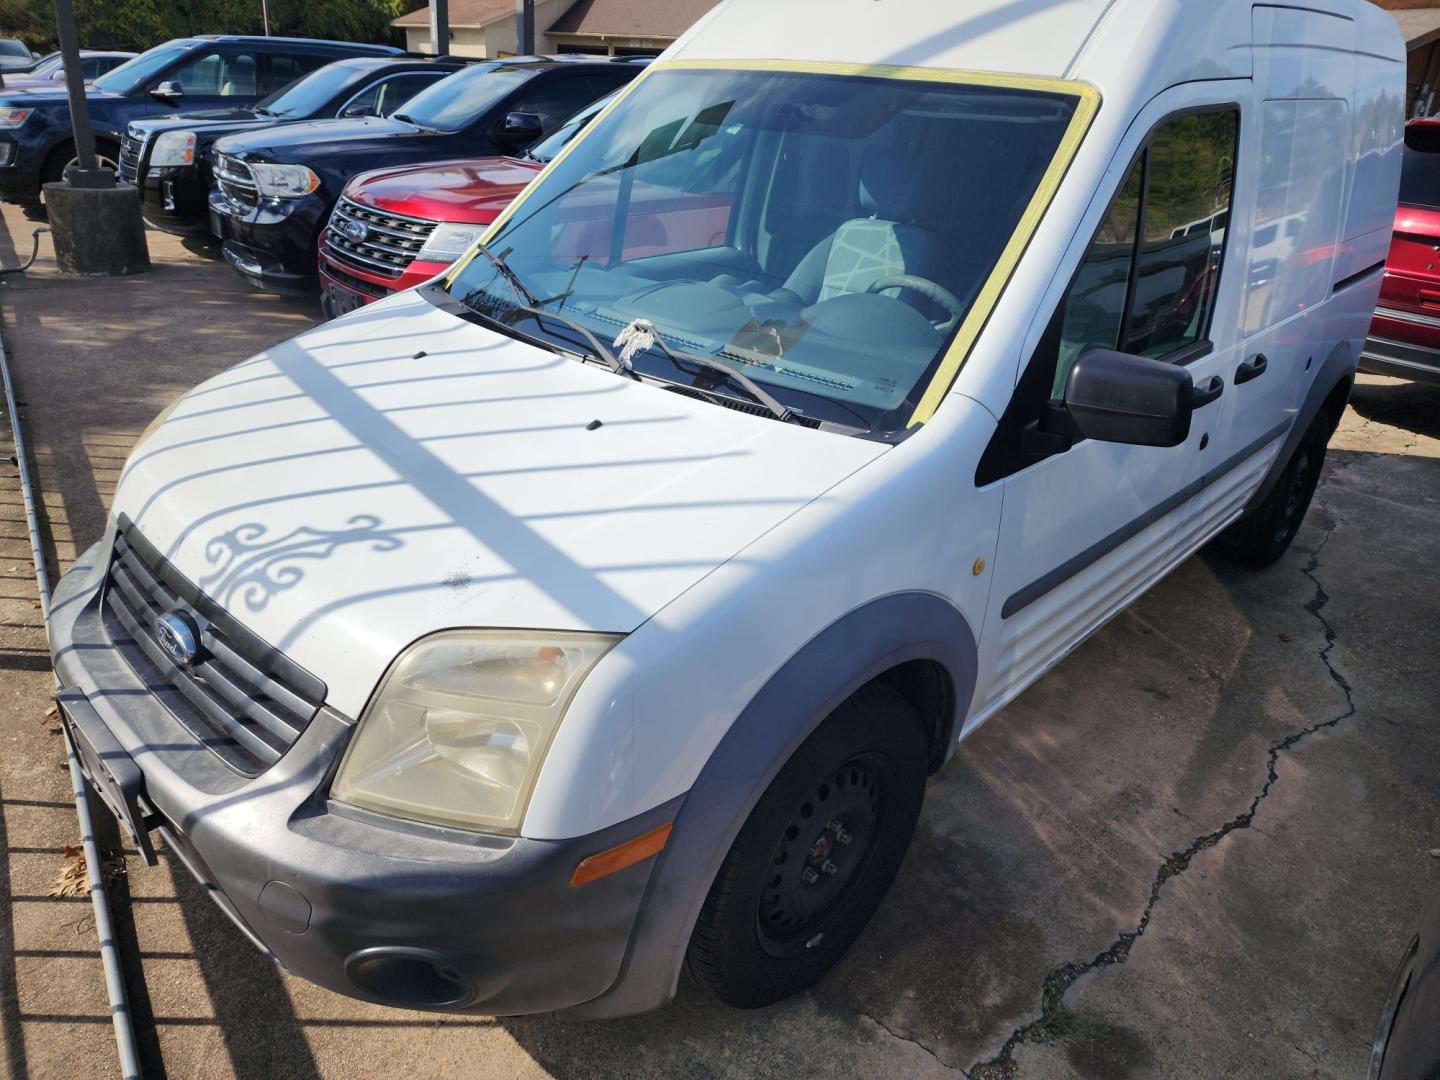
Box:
left=667, top=0, right=1401, bottom=93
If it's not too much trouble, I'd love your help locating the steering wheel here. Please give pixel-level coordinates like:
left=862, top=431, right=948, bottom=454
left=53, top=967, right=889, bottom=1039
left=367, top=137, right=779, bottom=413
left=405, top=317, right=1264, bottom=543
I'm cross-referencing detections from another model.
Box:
left=866, top=274, right=965, bottom=334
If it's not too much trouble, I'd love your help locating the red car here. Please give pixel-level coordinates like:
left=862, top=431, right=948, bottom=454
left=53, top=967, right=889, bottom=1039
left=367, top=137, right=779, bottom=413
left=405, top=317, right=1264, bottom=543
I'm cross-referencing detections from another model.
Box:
left=1363, top=118, right=1440, bottom=384
left=318, top=93, right=607, bottom=316
left=318, top=90, right=733, bottom=316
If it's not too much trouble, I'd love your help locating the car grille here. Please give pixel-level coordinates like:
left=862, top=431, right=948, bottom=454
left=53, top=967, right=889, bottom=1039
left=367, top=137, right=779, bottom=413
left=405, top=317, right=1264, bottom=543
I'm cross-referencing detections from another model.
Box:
left=214, top=152, right=258, bottom=209
left=100, top=519, right=327, bottom=775
left=119, top=128, right=145, bottom=185
left=324, top=196, right=438, bottom=279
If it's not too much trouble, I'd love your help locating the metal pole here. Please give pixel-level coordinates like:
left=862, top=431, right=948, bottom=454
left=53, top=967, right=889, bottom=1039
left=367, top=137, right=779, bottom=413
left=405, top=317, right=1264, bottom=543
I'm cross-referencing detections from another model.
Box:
left=2, top=311, right=141, bottom=1079
left=52, top=0, right=111, bottom=188
left=429, top=0, right=449, bottom=57
left=516, top=0, right=535, bottom=55
left=261, top=0, right=270, bottom=36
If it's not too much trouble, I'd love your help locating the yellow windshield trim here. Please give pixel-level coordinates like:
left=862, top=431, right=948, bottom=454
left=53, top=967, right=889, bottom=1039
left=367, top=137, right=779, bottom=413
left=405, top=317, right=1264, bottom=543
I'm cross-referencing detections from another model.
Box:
left=446, top=58, right=1101, bottom=428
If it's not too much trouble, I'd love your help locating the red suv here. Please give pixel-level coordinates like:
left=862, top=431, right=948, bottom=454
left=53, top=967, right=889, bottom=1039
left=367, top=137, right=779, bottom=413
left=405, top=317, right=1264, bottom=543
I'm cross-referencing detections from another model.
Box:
left=318, top=92, right=607, bottom=315
left=1363, top=118, right=1440, bottom=383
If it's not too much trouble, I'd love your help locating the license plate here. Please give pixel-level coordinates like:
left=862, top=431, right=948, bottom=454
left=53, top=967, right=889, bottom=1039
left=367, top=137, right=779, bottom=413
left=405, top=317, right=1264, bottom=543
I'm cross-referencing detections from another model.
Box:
left=58, top=690, right=158, bottom=865
left=326, top=282, right=365, bottom=317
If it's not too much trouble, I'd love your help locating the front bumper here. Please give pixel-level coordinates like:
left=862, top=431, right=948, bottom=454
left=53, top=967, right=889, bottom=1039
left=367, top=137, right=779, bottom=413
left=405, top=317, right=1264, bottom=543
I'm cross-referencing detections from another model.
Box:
left=48, top=531, right=678, bottom=1016
left=316, top=239, right=452, bottom=316
left=208, top=187, right=327, bottom=294
left=140, top=164, right=211, bottom=236
left=0, top=134, right=42, bottom=200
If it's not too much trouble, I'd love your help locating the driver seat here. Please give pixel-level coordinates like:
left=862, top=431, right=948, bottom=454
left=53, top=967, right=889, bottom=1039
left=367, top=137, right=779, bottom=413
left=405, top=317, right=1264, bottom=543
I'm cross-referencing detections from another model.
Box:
left=773, top=147, right=940, bottom=307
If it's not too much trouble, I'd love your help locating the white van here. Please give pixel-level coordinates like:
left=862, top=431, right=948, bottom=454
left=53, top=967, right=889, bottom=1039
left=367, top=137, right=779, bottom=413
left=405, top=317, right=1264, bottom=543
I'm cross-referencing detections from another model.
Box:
left=50, top=0, right=1403, bottom=1017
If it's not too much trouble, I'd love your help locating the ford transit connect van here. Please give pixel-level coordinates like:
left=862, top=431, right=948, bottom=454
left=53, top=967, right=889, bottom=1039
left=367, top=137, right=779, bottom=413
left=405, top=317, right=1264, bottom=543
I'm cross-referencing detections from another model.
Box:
left=48, top=0, right=1403, bottom=1019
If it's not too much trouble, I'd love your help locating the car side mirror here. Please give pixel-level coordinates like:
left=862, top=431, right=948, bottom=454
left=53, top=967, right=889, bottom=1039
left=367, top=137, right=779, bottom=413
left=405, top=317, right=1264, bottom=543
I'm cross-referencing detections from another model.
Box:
left=1063, top=348, right=1194, bottom=448
left=151, top=80, right=183, bottom=104
left=497, top=110, right=543, bottom=145
left=341, top=103, right=377, bottom=118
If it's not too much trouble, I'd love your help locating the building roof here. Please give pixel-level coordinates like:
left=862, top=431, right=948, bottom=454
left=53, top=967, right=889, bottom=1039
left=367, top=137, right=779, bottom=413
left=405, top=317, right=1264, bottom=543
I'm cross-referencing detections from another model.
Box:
left=393, top=0, right=514, bottom=29
left=1387, top=5, right=1440, bottom=47
left=548, top=0, right=722, bottom=39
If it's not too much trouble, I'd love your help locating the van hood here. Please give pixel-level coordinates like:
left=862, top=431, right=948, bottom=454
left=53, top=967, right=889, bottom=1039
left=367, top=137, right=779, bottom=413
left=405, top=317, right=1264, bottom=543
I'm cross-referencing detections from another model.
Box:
left=347, top=155, right=540, bottom=224
left=113, top=289, right=885, bottom=718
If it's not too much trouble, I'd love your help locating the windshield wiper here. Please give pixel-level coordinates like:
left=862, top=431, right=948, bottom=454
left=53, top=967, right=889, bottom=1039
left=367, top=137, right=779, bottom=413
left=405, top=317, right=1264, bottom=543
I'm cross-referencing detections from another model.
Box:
left=463, top=246, right=630, bottom=374
left=619, top=319, right=793, bottom=422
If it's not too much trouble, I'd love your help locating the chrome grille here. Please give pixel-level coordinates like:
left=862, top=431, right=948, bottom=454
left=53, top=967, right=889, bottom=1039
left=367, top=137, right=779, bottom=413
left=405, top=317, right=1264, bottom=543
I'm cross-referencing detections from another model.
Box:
left=324, top=196, right=438, bottom=279
left=119, top=127, right=145, bottom=185
left=101, top=520, right=327, bottom=775
left=214, top=152, right=258, bottom=209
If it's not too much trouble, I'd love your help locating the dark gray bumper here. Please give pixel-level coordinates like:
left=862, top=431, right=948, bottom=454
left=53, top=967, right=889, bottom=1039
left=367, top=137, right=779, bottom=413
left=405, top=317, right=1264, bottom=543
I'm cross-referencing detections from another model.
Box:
left=47, top=532, right=679, bottom=1016
left=1359, top=336, right=1440, bottom=385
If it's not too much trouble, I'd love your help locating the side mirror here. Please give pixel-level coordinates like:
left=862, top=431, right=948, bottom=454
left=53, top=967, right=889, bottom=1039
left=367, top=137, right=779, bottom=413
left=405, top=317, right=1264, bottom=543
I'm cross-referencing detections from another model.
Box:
left=497, top=110, right=543, bottom=145
left=341, top=103, right=377, bottom=118
left=151, top=80, right=183, bottom=104
left=1063, top=348, right=1194, bottom=448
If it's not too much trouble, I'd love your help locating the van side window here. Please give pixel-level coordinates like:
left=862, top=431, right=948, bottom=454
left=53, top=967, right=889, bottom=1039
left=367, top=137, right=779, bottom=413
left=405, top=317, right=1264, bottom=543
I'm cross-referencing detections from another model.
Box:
left=977, top=106, right=1239, bottom=486
left=1057, top=109, right=1236, bottom=387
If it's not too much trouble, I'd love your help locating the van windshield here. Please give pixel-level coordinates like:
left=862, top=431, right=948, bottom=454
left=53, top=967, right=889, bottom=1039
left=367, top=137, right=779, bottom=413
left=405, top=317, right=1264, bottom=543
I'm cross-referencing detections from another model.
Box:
left=445, top=66, right=1081, bottom=433
left=391, top=62, right=525, bottom=131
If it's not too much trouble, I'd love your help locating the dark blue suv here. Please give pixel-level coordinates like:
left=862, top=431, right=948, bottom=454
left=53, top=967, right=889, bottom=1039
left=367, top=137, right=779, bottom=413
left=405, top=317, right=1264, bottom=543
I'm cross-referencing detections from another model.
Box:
left=0, top=35, right=402, bottom=205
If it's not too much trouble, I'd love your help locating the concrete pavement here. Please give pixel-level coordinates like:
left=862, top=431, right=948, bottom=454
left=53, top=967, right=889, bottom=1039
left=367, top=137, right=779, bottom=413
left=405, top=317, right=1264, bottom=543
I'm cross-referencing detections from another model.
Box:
left=0, top=202, right=1436, bottom=1079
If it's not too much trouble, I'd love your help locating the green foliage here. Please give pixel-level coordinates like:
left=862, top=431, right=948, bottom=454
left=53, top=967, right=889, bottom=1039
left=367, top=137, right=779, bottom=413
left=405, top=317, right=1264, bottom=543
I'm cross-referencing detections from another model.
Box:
left=0, top=0, right=420, bottom=53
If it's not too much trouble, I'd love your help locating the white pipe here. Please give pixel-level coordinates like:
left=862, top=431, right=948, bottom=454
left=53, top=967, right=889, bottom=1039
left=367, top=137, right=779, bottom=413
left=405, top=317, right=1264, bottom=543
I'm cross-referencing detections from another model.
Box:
left=1, top=315, right=143, bottom=1079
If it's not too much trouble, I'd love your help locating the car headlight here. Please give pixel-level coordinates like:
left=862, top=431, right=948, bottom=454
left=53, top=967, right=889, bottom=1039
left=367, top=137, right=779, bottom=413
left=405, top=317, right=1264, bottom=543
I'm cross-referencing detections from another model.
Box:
left=0, top=107, right=31, bottom=129
left=249, top=161, right=320, bottom=198
left=332, top=630, right=621, bottom=834
left=150, top=130, right=196, bottom=167
left=417, top=222, right=485, bottom=265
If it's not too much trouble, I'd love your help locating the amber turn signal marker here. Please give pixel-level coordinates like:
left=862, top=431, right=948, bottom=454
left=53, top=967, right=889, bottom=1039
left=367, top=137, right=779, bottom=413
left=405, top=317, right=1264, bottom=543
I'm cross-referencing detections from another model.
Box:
left=570, top=823, right=673, bottom=886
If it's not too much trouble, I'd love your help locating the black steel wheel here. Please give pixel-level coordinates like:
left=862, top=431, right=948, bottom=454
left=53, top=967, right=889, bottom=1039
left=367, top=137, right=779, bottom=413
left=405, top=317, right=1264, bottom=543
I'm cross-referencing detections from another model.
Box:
left=687, top=682, right=928, bottom=1008
left=1212, top=412, right=1330, bottom=568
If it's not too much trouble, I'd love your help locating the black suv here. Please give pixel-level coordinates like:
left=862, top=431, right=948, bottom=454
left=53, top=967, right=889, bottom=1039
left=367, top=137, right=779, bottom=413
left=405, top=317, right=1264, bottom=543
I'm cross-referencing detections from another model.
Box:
left=209, top=56, right=643, bottom=294
left=0, top=35, right=402, bottom=204
left=124, top=56, right=467, bottom=236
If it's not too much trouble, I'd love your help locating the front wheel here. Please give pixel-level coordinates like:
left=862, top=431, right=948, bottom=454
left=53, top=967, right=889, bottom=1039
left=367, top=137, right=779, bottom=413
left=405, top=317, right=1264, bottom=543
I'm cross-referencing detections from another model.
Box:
left=686, top=682, right=928, bottom=1008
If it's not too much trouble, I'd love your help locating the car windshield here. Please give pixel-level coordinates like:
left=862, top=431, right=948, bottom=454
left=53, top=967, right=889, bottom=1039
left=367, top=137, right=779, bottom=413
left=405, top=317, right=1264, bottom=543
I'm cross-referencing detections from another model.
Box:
left=93, top=44, right=186, bottom=94
left=257, top=59, right=371, bottom=118
left=445, top=66, right=1081, bottom=433
left=525, top=93, right=613, bottom=163
left=1399, top=126, right=1440, bottom=209
left=0, top=40, right=29, bottom=59
left=31, top=54, right=63, bottom=75
left=391, top=63, right=529, bottom=131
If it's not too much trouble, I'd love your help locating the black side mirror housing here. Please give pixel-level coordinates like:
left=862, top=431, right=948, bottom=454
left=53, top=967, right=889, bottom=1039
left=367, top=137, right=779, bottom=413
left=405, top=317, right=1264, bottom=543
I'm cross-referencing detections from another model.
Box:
left=341, top=104, right=376, bottom=118
left=497, top=110, right=543, bottom=145
left=1063, top=348, right=1194, bottom=447
left=151, top=79, right=182, bottom=104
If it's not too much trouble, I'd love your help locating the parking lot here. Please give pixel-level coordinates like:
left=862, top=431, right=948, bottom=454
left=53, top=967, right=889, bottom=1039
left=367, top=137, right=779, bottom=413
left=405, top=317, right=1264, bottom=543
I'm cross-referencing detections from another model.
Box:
left=0, top=202, right=1437, bottom=1079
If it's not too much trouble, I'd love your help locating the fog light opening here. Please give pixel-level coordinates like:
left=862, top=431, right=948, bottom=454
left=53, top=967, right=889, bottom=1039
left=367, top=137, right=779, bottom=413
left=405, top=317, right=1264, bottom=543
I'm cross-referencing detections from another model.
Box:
left=345, top=947, right=475, bottom=1009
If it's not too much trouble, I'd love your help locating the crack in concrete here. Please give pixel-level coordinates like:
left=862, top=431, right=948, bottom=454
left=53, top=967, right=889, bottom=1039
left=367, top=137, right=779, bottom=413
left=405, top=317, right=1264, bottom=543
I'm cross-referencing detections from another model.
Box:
left=969, top=512, right=1356, bottom=1079
left=860, top=1012, right=967, bottom=1074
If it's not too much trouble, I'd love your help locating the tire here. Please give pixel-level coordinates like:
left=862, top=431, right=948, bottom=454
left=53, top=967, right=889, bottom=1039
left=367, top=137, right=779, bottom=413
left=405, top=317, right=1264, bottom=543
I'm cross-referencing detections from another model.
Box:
left=1211, top=413, right=1329, bottom=568
left=41, top=140, right=120, bottom=187
left=686, top=682, right=928, bottom=1008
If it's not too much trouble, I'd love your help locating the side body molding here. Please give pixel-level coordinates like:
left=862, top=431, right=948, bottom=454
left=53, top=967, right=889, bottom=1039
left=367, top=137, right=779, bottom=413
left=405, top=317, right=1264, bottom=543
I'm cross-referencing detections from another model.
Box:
left=566, top=591, right=979, bottom=1019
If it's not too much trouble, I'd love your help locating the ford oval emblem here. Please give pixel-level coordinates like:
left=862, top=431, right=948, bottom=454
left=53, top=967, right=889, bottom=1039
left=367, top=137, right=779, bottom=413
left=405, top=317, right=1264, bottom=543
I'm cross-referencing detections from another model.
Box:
left=153, top=612, right=200, bottom=667
left=336, top=217, right=367, bottom=244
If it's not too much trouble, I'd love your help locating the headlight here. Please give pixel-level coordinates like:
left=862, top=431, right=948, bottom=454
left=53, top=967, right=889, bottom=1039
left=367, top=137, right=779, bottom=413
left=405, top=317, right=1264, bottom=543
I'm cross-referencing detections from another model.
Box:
left=332, top=630, right=621, bottom=833
left=0, top=108, right=31, bottom=129
left=417, top=222, right=485, bottom=265
left=249, top=161, right=320, bottom=198
left=150, top=130, right=196, bottom=167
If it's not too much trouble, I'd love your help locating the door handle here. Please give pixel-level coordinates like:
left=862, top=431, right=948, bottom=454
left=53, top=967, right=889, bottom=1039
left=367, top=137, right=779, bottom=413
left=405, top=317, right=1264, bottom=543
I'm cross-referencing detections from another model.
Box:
left=1235, top=353, right=1268, bottom=384
left=1190, top=375, right=1224, bottom=408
